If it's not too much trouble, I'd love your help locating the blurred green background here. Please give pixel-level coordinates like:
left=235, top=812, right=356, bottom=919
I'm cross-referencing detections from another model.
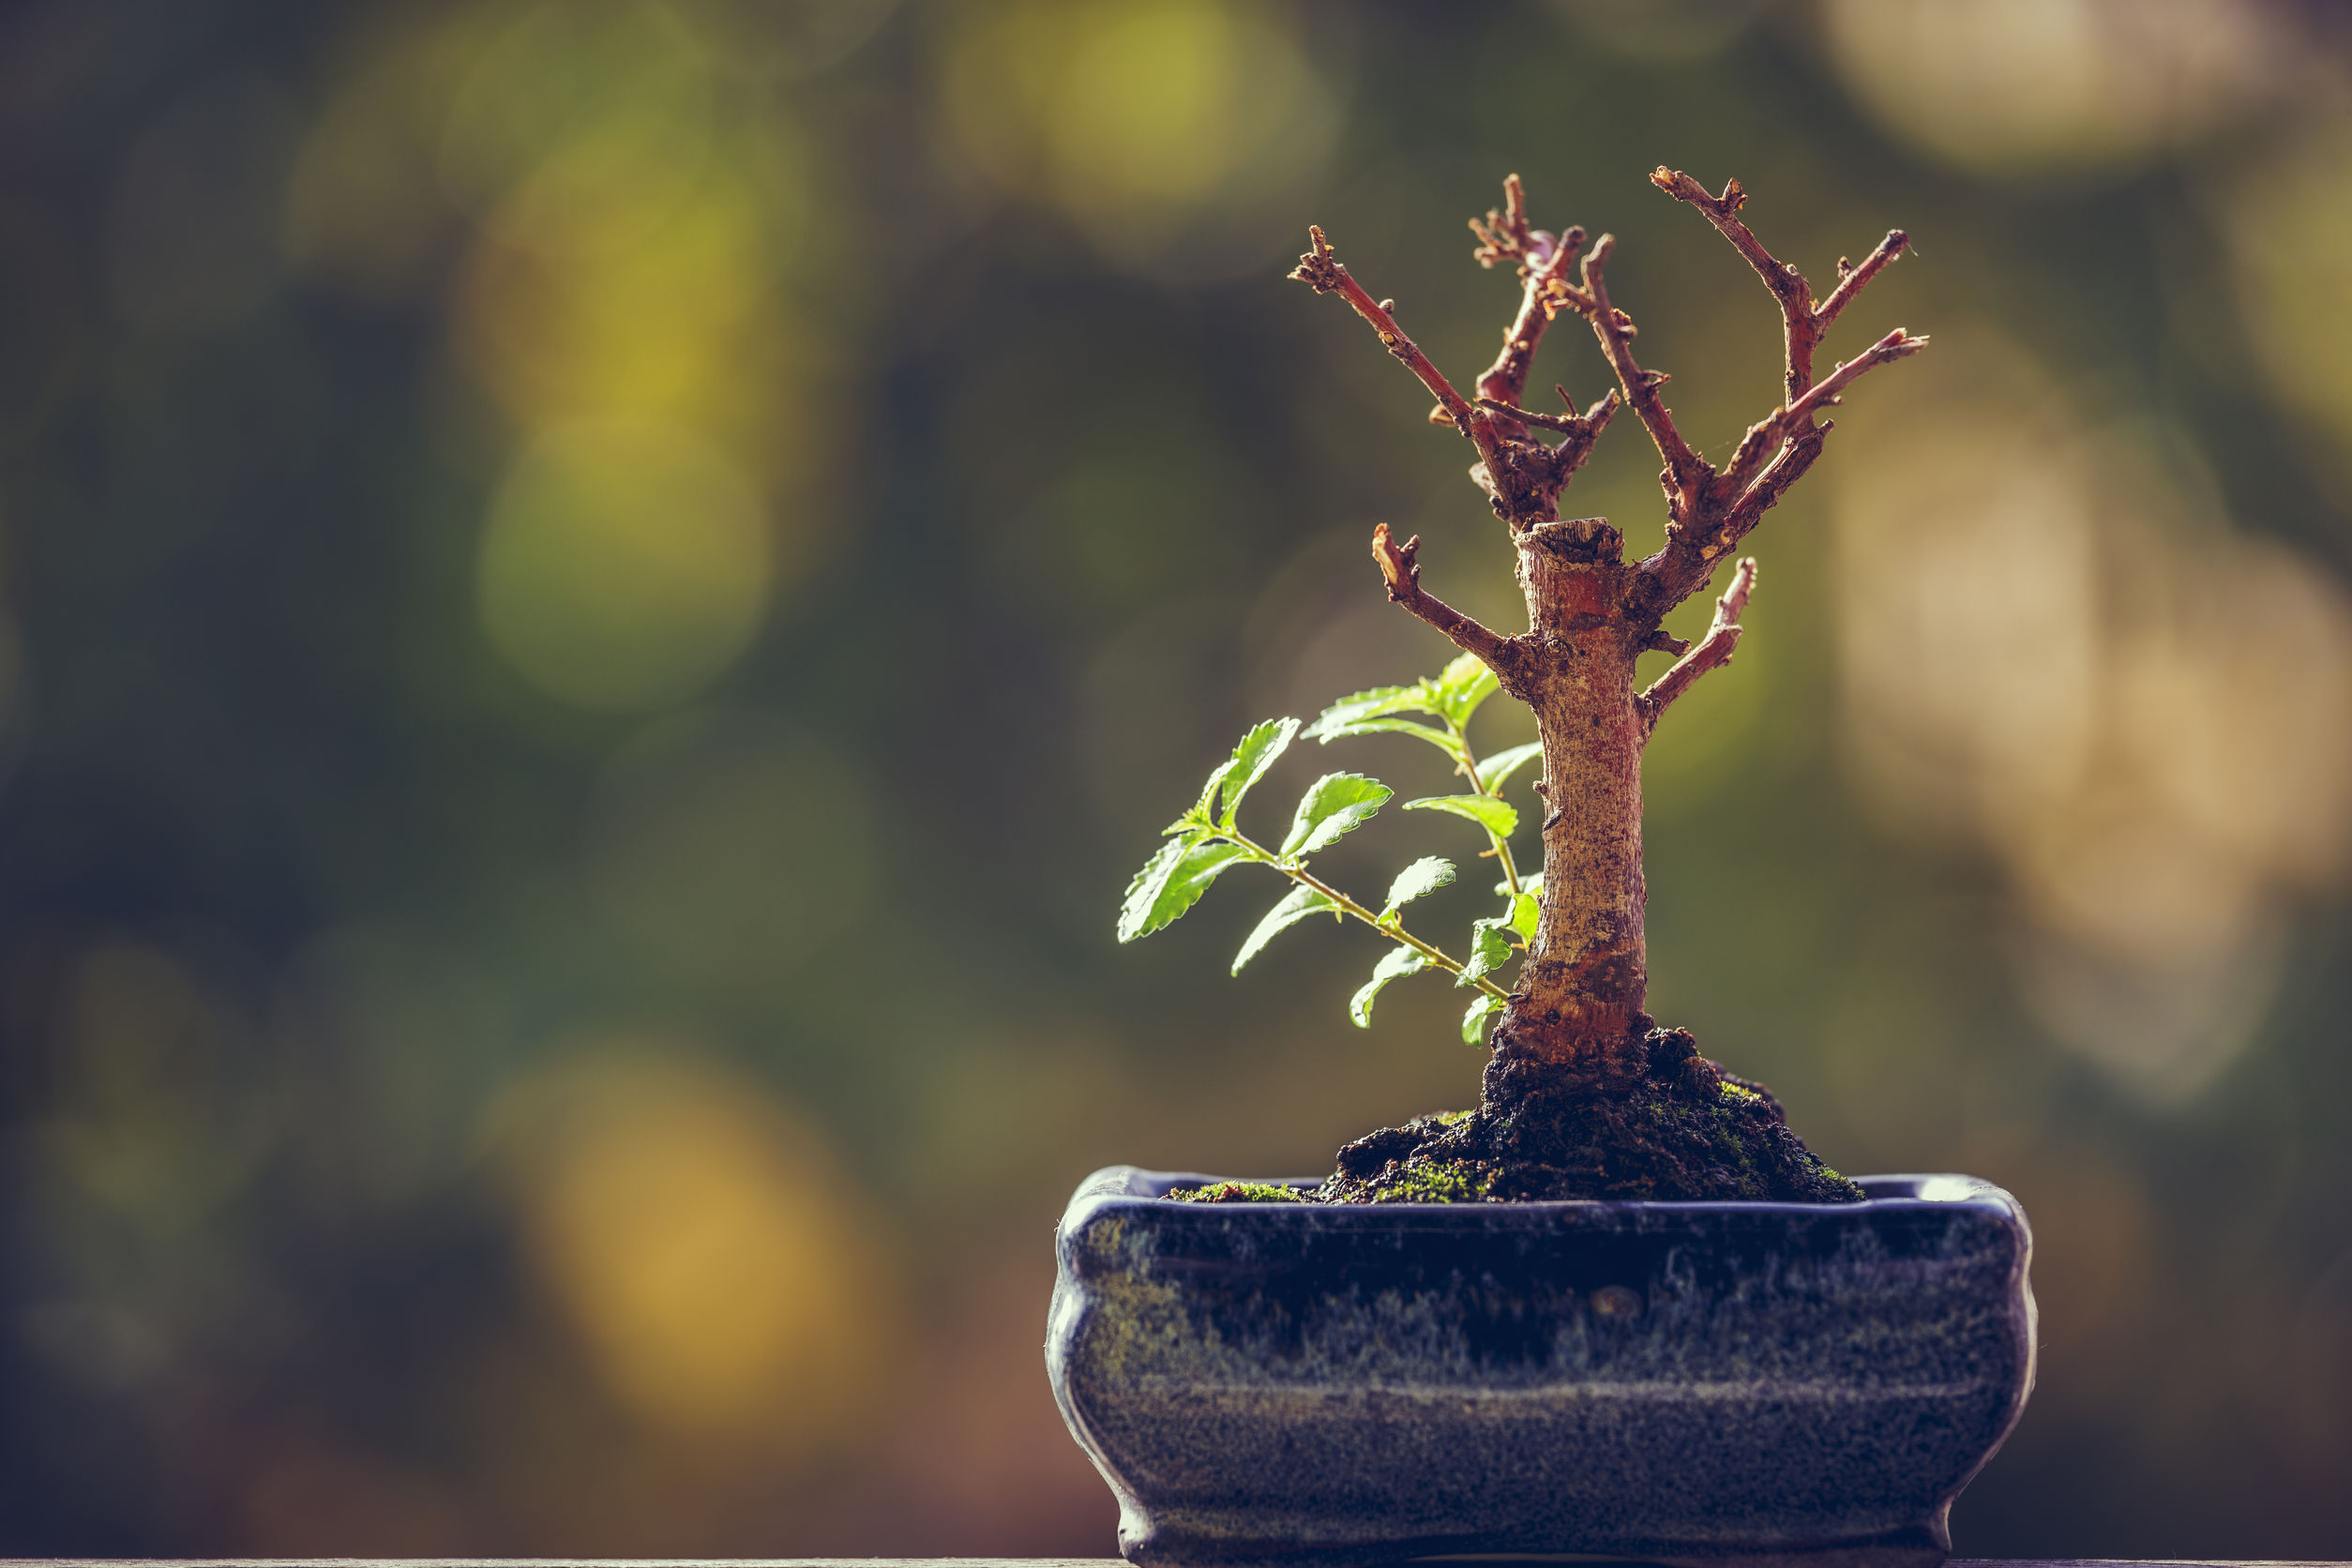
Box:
left=2, top=0, right=2350, bottom=1555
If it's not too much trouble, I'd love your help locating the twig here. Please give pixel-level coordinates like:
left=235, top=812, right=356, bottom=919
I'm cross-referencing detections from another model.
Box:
left=1816, top=229, right=1910, bottom=334
left=1370, top=524, right=1518, bottom=678
left=1468, top=176, right=1587, bottom=442
left=1291, top=226, right=1501, bottom=476
left=1650, top=168, right=1909, bottom=403
left=1636, top=557, right=1756, bottom=737
left=1625, top=173, right=1921, bottom=618
left=1563, top=234, right=1708, bottom=505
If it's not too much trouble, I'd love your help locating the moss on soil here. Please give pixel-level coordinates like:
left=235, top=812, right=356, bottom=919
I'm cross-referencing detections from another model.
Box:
left=1164, top=1025, right=1860, bottom=1206
left=1316, top=1024, right=1862, bottom=1204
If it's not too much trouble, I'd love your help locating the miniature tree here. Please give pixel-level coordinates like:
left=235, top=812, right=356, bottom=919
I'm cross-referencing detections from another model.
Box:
left=1122, top=170, right=1921, bottom=1200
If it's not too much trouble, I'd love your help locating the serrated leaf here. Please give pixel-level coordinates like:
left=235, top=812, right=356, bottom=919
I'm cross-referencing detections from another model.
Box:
left=1231, top=884, right=1338, bottom=974
left=1349, top=945, right=1428, bottom=1028
left=1280, top=773, right=1393, bottom=858
left=1209, top=716, right=1299, bottom=827
left=1496, top=870, right=1545, bottom=898
left=1406, top=793, right=1518, bottom=840
left=1462, top=990, right=1507, bottom=1044
left=1510, top=890, right=1540, bottom=942
left=1380, top=856, right=1455, bottom=919
left=1117, top=836, right=1247, bottom=942
left=1429, top=652, right=1500, bottom=727
left=1305, top=685, right=1439, bottom=740
left=1476, top=742, right=1543, bottom=792
left=1461, top=916, right=1517, bottom=984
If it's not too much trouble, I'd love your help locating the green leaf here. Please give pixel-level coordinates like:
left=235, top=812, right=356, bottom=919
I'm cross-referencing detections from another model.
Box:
left=1429, top=652, right=1500, bottom=728
left=1231, top=884, right=1338, bottom=974
left=1280, top=773, right=1393, bottom=858
left=1209, top=716, right=1300, bottom=827
left=1496, top=870, right=1545, bottom=898
left=1380, top=856, right=1455, bottom=919
left=1117, top=836, right=1249, bottom=942
left=1509, top=890, right=1540, bottom=943
left=1462, top=990, right=1507, bottom=1044
left=1461, top=916, right=1517, bottom=984
left=1406, top=793, right=1518, bottom=839
left=1475, top=742, right=1543, bottom=792
left=1349, top=945, right=1428, bottom=1028
left=1305, top=685, right=1438, bottom=741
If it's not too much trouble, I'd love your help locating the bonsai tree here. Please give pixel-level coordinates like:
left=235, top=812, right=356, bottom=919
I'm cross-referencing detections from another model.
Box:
left=1121, top=171, right=1921, bottom=1202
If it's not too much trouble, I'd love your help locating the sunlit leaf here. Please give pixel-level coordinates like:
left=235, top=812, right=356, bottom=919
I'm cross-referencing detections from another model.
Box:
left=1211, top=716, right=1300, bottom=827
left=1305, top=685, right=1438, bottom=740
left=1232, top=883, right=1337, bottom=974
left=1281, top=773, right=1393, bottom=858
left=1429, top=652, right=1500, bottom=727
left=1462, top=990, right=1507, bottom=1044
left=1509, top=890, right=1540, bottom=942
left=1496, top=870, right=1545, bottom=898
left=1475, top=742, right=1543, bottom=792
left=1406, top=793, right=1518, bottom=839
left=1461, top=915, right=1516, bottom=983
left=1349, top=945, right=1428, bottom=1027
left=1117, top=836, right=1248, bottom=942
left=1380, top=855, right=1455, bottom=919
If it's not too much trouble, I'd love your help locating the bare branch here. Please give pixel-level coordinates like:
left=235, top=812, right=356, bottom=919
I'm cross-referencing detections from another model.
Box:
left=1560, top=234, right=1709, bottom=505
left=1291, top=226, right=1504, bottom=476
left=1370, top=523, right=1517, bottom=674
left=1468, top=177, right=1589, bottom=442
left=1625, top=175, right=1922, bottom=619
left=1468, top=173, right=1534, bottom=267
left=1717, top=327, right=1928, bottom=498
left=1815, top=230, right=1909, bottom=334
left=1651, top=166, right=1817, bottom=401
left=1636, top=557, right=1756, bottom=738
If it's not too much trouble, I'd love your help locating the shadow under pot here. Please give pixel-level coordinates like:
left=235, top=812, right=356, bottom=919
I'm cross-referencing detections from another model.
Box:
left=1048, top=1168, right=2035, bottom=1568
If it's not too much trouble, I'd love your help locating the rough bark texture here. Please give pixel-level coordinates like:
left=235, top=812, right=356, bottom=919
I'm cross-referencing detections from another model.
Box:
left=1274, top=170, right=1921, bottom=1199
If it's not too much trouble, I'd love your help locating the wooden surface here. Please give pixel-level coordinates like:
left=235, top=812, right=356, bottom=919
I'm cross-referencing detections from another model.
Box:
left=1, top=1558, right=2344, bottom=1567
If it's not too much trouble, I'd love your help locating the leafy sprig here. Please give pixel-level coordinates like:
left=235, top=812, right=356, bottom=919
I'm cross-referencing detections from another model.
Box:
left=1118, top=654, right=1542, bottom=1041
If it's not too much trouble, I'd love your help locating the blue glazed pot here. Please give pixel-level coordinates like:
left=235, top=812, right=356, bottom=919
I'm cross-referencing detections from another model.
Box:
left=1048, top=1167, right=2034, bottom=1568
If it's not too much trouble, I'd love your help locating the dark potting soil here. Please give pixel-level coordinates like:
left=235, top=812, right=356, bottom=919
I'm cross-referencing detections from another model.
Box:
left=1178, top=1023, right=1863, bottom=1205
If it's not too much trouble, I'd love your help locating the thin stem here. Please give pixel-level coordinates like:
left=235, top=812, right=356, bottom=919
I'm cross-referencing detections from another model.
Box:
left=1214, top=827, right=1512, bottom=1001
left=1447, top=721, right=1522, bottom=900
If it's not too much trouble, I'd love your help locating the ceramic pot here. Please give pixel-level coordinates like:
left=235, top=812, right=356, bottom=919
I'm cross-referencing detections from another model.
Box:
left=1048, top=1167, right=2034, bottom=1568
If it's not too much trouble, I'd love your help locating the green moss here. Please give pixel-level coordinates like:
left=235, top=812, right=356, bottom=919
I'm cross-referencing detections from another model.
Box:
left=1433, top=1108, right=1473, bottom=1127
left=1720, top=1081, right=1764, bottom=1105
left=1168, top=1181, right=1307, bottom=1204
left=1367, top=1159, right=1494, bottom=1204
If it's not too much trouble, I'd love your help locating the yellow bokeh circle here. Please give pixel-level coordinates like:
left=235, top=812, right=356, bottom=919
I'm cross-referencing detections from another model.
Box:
left=476, top=420, right=773, bottom=711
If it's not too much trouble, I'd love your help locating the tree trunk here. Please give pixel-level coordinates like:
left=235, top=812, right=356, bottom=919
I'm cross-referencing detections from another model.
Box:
left=1493, top=526, right=1651, bottom=1088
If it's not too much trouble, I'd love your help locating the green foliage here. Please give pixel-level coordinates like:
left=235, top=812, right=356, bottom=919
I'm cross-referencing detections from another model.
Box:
left=1350, top=945, right=1428, bottom=1027
left=1204, top=716, right=1299, bottom=826
left=1117, top=836, right=1248, bottom=942
left=1380, top=856, right=1455, bottom=918
left=1462, top=916, right=1517, bottom=983
left=1280, top=773, right=1392, bottom=857
left=1405, top=793, right=1517, bottom=838
left=1231, top=884, right=1337, bottom=974
left=1476, top=741, right=1543, bottom=792
left=1461, top=990, right=1506, bottom=1044
left=1117, top=648, right=1544, bottom=1036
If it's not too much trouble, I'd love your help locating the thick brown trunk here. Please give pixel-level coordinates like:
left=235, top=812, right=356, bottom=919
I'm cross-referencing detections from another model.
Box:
left=1493, top=526, right=1651, bottom=1087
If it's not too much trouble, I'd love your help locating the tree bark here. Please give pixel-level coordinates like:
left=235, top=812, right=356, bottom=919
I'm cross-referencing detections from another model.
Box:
left=1494, top=526, right=1651, bottom=1085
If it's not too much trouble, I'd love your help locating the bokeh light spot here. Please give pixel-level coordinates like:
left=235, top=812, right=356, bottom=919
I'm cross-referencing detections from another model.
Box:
left=488, top=1049, right=897, bottom=1443
left=477, top=421, right=773, bottom=711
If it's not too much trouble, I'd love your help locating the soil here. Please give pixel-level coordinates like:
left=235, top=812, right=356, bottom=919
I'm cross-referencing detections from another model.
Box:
left=1182, top=1023, right=1863, bottom=1205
